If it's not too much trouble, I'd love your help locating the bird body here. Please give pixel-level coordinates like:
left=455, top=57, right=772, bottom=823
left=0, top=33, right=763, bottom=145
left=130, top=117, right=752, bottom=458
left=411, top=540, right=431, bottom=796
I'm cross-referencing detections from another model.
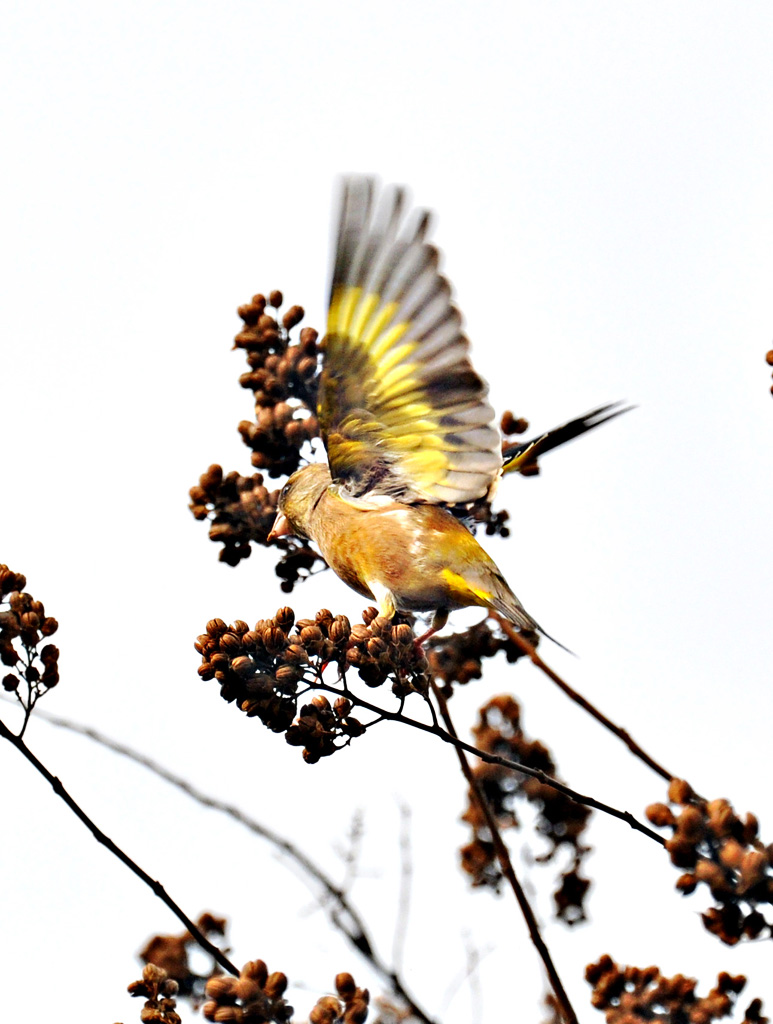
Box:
left=268, top=176, right=627, bottom=644
left=272, top=461, right=539, bottom=633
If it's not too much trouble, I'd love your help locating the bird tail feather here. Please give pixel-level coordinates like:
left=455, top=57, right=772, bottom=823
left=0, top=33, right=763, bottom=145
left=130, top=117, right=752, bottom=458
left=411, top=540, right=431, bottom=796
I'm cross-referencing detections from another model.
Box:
left=490, top=592, right=574, bottom=655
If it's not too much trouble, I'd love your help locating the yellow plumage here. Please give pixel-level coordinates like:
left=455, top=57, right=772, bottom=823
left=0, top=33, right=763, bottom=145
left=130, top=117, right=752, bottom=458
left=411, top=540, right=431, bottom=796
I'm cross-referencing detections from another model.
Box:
left=268, top=177, right=627, bottom=644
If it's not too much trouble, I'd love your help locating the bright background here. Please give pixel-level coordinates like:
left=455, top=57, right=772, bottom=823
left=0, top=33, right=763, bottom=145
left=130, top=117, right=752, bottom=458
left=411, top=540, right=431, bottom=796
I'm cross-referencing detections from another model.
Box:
left=2, top=2, right=772, bottom=1021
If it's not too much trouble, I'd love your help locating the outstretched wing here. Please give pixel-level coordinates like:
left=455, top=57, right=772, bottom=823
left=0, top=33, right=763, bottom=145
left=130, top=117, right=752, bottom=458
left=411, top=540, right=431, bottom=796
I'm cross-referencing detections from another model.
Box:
left=318, top=176, right=502, bottom=506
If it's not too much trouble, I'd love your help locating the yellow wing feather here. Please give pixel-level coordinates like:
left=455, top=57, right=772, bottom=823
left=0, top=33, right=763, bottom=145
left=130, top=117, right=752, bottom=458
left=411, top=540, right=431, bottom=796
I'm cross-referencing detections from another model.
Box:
left=318, top=177, right=502, bottom=505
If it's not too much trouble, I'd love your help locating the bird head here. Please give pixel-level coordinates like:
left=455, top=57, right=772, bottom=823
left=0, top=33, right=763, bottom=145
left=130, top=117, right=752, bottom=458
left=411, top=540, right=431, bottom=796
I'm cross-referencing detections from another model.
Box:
left=267, top=462, right=332, bottom=542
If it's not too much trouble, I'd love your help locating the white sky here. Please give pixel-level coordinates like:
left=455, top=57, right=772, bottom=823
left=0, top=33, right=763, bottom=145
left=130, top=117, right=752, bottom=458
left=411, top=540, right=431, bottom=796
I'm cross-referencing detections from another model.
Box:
left=2, top=2, right=772, bottom=1021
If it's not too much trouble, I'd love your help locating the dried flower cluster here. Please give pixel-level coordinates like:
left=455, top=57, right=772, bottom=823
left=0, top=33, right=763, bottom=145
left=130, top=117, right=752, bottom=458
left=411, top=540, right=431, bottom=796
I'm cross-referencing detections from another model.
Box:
left=202, top=960, right=292, bottom=1023
left=126, top=963, right=182, bottom=1023
left=195, top=606, right=429, bottom=762
left=0, top=564, right=59, bottom=724
left=189, top=463, right=326, bottom=584
left=138, top=913, right=227, bottom=997
left=460, top=695, right=592, bottom=924
left=427, top=619, right=535, bottom=696
left=308, top=972, right=370, bottom=1024
left=234, top=291, right=320, bottom=473
left=646, top=779, right=773, bottom=945
left=189, top=291, right=322, bottom=572
left=585, top=955, right=765, bottom=1024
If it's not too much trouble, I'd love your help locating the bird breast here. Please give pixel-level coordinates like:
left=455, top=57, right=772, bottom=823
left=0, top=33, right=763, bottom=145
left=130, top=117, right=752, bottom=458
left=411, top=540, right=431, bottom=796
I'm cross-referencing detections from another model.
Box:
left=310, top=490, right=492, bottom=613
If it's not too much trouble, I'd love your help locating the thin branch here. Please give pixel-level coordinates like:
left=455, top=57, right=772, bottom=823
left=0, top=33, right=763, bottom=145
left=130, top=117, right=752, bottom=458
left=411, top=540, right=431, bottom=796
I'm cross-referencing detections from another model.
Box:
left=492, top=614, right=674, bottom=782
left=430, top=683, right=577, bottom=1024
left=314, top=680, right=665, bottom=847
left=6, top=702, right=437, bottom=1024
left=0, top=715, right=238, bottom=976
left=392, top=801, right=413, bottom=974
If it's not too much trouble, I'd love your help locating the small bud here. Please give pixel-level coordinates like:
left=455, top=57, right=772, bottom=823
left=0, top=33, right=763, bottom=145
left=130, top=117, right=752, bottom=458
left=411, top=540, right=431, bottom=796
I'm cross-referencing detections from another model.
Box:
left=241, top=960, right=269, bottom=986
left=263, top=625, right=287, bottom=655
left=392, top=623, right=414, bottom=646
left=645, top=802, right=675, bottom=828
left=231, top=656, right=257, bottom=679
left=675, top=872, right=697, bottom=894
left=719, top=839, right=745, bottom=870
left=205, top=975, right=238, bottom=999
left=665, top=836, right=698, bottom=868
left=740, top=849, right=769, bottom=889
left=264, top=971, right=288, bottom=998
left=143, top=963, right=167, bottom=984
left=334, top=697, right=352, bottom=718
left=282, top=305, right=304, bottom=330
left=342, top=717, right=365, bottom=737
left=675, top=805, right=705, bottom=842
left=335, top=974, right=356, bottom=999
left=275, top=664, right=302, bottom=686
left=268, top=289, right=283, bottom=308
left=275, top=607, right=295, bottom=631
left=667, top=778, right=694, bottom=804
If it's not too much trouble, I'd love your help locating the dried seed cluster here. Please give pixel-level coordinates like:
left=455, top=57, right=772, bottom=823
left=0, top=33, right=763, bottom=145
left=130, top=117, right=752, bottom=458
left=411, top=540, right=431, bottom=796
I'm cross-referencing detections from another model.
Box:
left=138, top=913, right=228, bottom=997
left=460, top=695, right=591, bottom=924
left=194, top=607, right=429, bottom=762
left=203, top=960, right=292, bottom=1023
left=585, top=955, right=765, bottom=1024
left=308, top=972, right=370, bottom=1023
left=646, top=779, right=773, bottom=945
left=189, top=290, right=323, bottom=571
left=234, top=291, right=319, bottom=476
left=126, top=963, right=182, bottom=1024
left=189, top=463, right=326, bottom=585
left=427, top=620, right=533, bottom=695
left=0, top=564, right=59, bottom=712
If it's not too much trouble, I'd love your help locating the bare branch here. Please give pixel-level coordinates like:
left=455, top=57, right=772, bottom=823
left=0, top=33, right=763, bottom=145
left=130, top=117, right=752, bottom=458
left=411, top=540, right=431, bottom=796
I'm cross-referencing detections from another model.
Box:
left=0, top=715, right=238, bottom=976
left=5, top=701, right=437, bottom=1024
left=491, top=614, right=675, bottom=782
left=430, top=682, right=578, bottom=1024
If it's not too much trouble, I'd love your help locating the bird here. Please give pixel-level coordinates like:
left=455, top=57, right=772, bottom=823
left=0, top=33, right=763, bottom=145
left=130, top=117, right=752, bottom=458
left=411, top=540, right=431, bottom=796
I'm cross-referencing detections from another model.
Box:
left=268, top=177, right=627, bottom=646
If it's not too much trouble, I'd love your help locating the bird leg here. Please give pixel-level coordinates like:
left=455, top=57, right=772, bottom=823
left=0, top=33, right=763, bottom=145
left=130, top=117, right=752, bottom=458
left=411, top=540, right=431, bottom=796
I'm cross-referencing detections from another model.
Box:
left=413, top=608, right=449, bottom=653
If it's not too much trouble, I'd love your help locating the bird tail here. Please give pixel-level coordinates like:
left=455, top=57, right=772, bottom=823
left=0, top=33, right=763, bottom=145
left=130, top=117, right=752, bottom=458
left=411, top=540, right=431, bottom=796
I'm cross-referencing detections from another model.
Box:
left=501, top=402, right=634, bottom=476
left=490, top=589, right=574, bottom=655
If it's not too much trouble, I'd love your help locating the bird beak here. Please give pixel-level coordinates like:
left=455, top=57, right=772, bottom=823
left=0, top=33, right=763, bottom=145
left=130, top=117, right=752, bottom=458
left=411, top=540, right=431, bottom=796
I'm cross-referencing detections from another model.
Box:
left=267, top=511, right=292, bottom=542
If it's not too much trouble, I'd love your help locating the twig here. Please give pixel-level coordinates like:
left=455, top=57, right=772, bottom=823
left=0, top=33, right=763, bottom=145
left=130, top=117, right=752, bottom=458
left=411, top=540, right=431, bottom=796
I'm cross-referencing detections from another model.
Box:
left=392, top=801, right=413, bottom=973
left=0, top=714, right=238, bottom=976
left=313, top=680, right=665, bottom=847
left=5, top=702, right=437, bottom=1024
left=430, top=683, right=578, bottom=1024
left=462, top=931, right=484, bottom=1024
left=492, top=614, right=674, bottom=782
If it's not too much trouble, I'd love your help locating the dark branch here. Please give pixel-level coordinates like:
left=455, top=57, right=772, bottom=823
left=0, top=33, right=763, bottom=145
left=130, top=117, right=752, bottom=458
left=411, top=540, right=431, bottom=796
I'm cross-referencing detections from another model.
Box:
left=431, top=683, right=578, bottom=1024
left=0, top=715, right=239, bottom=976
left=492, top=614, right=674, bottom=782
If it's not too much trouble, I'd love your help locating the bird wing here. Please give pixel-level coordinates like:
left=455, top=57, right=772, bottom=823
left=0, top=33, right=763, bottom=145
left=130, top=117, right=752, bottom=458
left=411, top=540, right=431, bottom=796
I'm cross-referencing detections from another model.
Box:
left=318, top=176, right=502, bottom=506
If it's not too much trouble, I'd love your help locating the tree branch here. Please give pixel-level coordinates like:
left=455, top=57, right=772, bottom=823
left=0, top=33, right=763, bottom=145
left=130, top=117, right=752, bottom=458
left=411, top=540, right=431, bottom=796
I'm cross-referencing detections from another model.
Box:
left=430, top=683, right=578, bottom=1024
left=492, top=614, right=674, bottom=782
left=0, top=715, right=239, bottom=976
left=3, top=703, right=437, bottom=1024
left=313, top=679, right=665, bottom=847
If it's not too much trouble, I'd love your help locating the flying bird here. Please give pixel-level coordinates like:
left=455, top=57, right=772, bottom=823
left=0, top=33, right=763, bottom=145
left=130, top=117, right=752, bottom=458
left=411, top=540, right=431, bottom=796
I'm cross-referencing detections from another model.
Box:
left=269, top=177, right=626, bottom=646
